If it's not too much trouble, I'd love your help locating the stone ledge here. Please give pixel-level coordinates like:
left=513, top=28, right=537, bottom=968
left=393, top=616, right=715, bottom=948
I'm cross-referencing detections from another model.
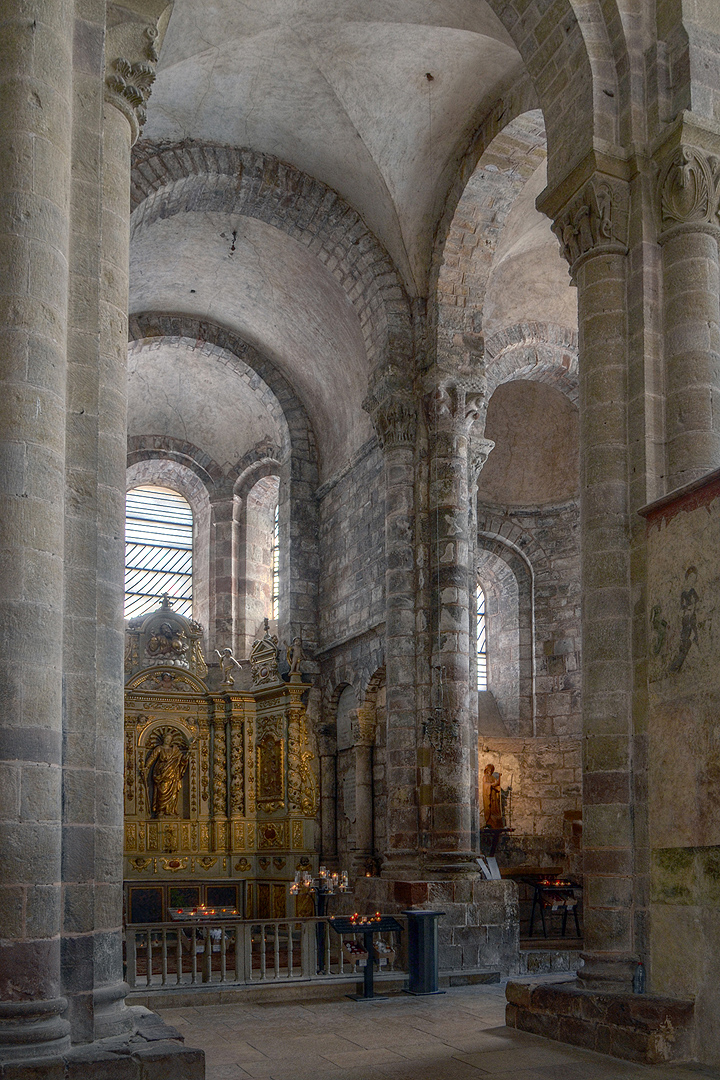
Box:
left=0, top=1011, right=204, bottom=1080
left=506, top=978, right=694, bottom=1065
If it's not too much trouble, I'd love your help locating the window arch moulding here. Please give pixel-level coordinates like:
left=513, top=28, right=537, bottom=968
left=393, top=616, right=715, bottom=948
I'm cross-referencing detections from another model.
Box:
left=476, top=538, right=534, bottom=738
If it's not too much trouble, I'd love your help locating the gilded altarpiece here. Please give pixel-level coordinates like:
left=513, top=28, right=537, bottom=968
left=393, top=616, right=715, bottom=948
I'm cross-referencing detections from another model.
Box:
left=123, top=602, right=319, bottom=921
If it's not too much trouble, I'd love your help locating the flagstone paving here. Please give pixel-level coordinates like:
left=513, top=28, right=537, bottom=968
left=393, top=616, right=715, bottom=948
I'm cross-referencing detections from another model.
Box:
left=157, top=982, right=720, bottom=1080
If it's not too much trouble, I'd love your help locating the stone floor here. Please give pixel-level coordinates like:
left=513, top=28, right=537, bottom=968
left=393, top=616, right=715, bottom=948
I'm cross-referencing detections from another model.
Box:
left=156, top=981, right=720, bottom=1080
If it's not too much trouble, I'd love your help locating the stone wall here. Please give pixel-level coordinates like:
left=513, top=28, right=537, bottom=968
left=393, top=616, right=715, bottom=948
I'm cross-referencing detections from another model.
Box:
left=477, top=500, right=582, bottom=740
left=479, top=736, right=582, bottom=876
left=318, top=441, right=385, bottom=650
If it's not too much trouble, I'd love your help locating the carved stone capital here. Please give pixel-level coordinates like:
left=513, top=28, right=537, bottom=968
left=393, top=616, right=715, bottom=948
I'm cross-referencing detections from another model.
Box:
left=469, top=436, right=495, bottom=494
left=105, top=3, right=173, bottom=144
left=367, top=396, right=417, bottom=451
left=656, top=144, right=720, bottom=240
left=552, top=175, right=629, bottom=275
left=422, top=375, right=487, bottom=438
left=352, top=706, right=377, bottom=747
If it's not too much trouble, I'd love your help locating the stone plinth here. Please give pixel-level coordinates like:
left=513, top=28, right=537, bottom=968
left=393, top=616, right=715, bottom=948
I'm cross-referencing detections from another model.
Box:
left=506, top=979, right=694, bottom=1065
left=351, top=876, right=519, bottom=978
left=0, top=1010, right=204, bottom=1078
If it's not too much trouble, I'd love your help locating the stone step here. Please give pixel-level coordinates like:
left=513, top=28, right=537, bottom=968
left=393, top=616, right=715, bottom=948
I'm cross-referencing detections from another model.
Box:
left=518, top=947, right=583, bottom=975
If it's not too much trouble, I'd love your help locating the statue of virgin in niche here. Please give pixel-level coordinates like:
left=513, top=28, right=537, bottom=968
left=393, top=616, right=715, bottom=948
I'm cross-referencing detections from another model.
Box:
left=482, top=763, right=503, bottom=830
left=144, top=730, right=188, bottom=817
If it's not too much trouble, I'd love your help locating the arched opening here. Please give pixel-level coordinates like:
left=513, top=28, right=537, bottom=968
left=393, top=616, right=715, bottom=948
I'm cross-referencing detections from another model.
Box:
left=125, top=485, right=193, bottom=618
left=477, top=581, right=488, bottom=692
left=237, top=474, right=280, bottom=655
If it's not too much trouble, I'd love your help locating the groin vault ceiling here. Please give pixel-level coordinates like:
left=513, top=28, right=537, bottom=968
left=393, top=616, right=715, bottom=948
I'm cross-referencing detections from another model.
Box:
left=130, top=0, right=575, bottom=479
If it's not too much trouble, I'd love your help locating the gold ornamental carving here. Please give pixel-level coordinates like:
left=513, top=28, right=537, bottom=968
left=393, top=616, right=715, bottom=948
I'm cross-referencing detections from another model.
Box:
left=246, top=718, right=256, bottom=813
left=213, top=720, right=227, bottom=817
left=230, top=719, right=244, bottom=815
left=250, top=622, right=281, bottom=686
left=287, top=707, right=318, bottom=816
left=130, top=857, right=152, bottom=873
left=257, top=715, right=284, bottom=811
left=161, top=857, right=188, bottom=873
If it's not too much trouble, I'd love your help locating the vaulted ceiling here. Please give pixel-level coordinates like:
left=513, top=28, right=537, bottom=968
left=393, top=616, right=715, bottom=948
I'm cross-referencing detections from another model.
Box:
left=131, top=0, right=577, bottom=481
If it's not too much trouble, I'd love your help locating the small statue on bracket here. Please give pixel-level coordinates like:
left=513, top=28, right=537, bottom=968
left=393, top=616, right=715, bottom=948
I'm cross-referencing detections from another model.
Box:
left=215, top=647, right=242, bottom=687
left=286, top=636, right=305, bottom=677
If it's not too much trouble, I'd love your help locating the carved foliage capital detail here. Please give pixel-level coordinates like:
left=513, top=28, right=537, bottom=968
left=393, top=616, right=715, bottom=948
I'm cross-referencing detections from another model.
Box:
left=657, top=145, right=720, bottom=233
left=105, top=24, right=161, bottom=138
left=553, top=177, right=628, bottom=269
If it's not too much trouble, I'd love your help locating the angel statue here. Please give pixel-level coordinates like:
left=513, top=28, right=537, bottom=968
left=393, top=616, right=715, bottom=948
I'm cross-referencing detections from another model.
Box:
left=286, top=636, right=304, bottom=675
left=215, top=647, right=242, bottom=686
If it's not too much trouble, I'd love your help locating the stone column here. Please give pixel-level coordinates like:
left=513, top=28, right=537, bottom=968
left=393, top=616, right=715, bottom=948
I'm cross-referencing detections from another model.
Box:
left=656, top=141, right=720, bottom=490
left=549, top=174, right=635, bottom=989
left=366, top=389, right=419, bottom=875
left=0, top=0, right=73, bottom=1059
left=351, top=706, right=376, bottom=874
left=209, top=480, right=237, bottom=656
left=63, top=3, right=171, bottom=1044
left=422, top=362, right=489, bottom=874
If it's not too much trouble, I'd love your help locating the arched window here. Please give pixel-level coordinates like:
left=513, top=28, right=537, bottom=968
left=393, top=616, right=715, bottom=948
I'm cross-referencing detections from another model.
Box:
left=477, top=582, right=488, bottom=691
left=125, top=485, right=193, bottom=618
left=271, top=502, right=279, bottom=620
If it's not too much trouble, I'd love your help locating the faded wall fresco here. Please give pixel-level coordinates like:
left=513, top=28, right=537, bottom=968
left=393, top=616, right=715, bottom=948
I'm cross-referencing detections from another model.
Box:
left=645, top=472, right=720, bottom=1060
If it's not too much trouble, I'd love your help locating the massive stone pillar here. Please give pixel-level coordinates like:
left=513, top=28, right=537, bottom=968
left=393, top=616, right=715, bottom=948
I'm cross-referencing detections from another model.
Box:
left=421, top=362, right=489, bottom=874
left=0, top=0, right=74, bottom=1060
left=656, top=138, right=720, bottom=490
left=59, top=0, right=172, bottom=1047
left=366, top=389, right=419, bottom=875
left=548, top=174, right=636, bottom=989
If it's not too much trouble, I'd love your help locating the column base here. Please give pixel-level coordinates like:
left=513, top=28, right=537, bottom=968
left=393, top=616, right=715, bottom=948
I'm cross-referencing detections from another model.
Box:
left=506, top=978, right=695, bottom=1065
left=93, top=981, right=135, bottom=1040
left=0, top=1008, right=204, bottom=1076
left=420, top=850, right=479, bottom=878
left=0, top=999, right=70, bottom=1062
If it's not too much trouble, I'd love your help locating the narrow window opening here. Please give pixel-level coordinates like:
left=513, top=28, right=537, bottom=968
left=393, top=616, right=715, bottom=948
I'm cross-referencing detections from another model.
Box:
left=125, top=485, right=193, bottom=619
left=271, top=502, right=279, bottom=620
left=477, top=582, right=488, bottom=691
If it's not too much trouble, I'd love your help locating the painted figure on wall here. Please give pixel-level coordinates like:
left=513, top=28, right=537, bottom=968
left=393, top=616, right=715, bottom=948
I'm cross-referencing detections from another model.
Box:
left=668, top=566, right=700, bottom=674
left=482, top=763, right=503, bottom=829
left=144, top=731, right=188, bottom=817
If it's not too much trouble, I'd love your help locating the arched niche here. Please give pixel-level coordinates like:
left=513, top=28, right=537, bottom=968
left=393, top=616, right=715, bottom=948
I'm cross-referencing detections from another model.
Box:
left=476, top=540, right=534, bottom=738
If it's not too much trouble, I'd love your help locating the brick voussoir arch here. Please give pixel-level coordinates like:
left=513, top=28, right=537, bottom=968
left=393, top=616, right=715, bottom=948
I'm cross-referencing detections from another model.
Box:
left=130, top=143, right=414, bottom=378
left=127, top=434, right=224, bottom=486
left=128, top=312, right=317, bottom=478
left=485, top=0, right=620, bottom=182
left=485, top=323, right=579, bottom=405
